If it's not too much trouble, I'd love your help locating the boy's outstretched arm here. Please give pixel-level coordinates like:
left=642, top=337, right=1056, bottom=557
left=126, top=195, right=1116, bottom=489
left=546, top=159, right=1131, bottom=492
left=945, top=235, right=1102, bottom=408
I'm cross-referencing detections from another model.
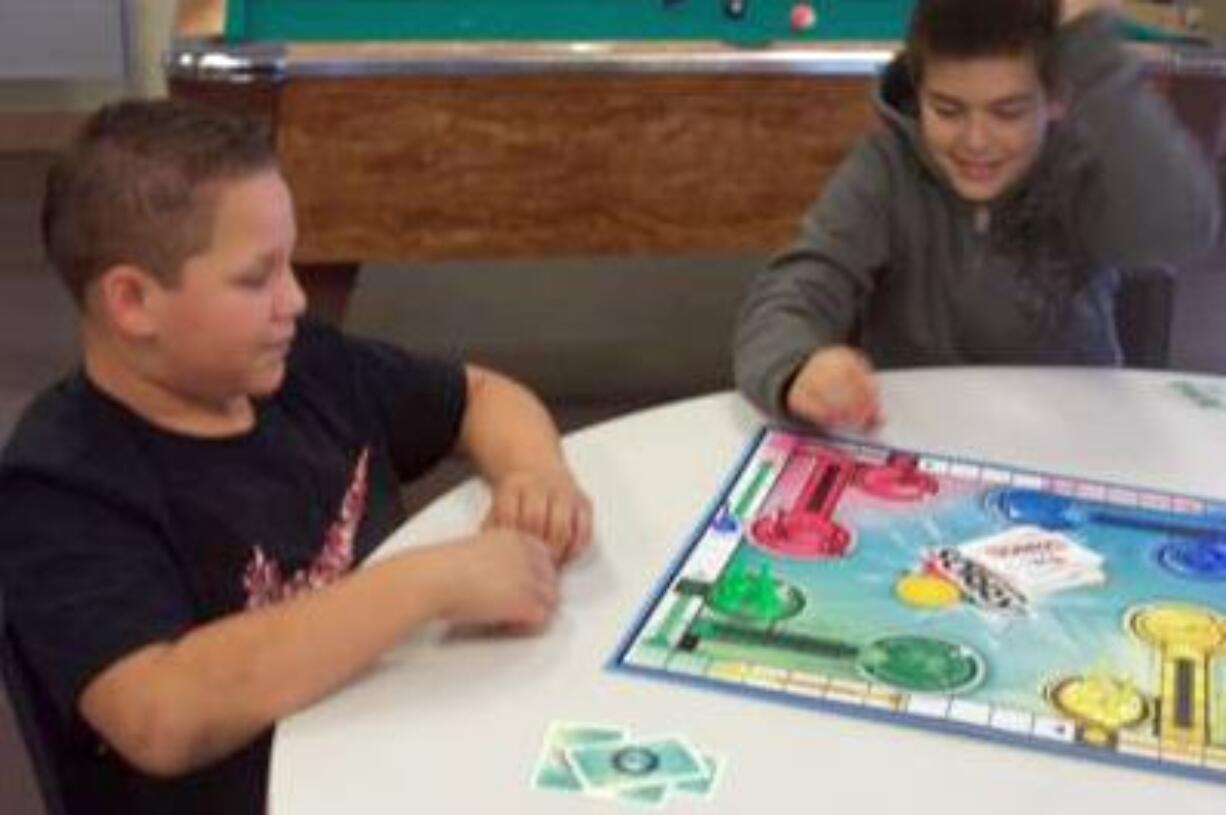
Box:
left=733, top=138, right=892, bottom=421
left=458, top=365, right=593, bottom=566
left=785, top=345, right=882, bottom=432
left=77, top=527, right=556, bottom=777
left=1060, top=0, right=1120, bottom=24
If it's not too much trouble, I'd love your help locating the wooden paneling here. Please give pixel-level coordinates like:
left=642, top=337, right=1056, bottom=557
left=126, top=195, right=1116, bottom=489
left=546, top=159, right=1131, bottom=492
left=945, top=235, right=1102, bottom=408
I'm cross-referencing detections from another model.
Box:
left=174, top=65, right=1226, bottom=279
left=275, top=73, right=877, bottom=263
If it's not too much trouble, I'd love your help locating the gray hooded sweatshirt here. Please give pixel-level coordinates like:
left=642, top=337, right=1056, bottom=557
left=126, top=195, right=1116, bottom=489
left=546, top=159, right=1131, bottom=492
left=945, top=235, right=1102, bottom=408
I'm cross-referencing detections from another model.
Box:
left=733, top=12, right=1220, bottom=418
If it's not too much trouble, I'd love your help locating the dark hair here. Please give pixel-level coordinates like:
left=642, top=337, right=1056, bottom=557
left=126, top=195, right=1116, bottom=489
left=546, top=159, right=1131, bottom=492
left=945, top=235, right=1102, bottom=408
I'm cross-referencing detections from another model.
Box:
left=905, top=0, right=1061, bottom=89
left=41, top=98, right=276, bottom=304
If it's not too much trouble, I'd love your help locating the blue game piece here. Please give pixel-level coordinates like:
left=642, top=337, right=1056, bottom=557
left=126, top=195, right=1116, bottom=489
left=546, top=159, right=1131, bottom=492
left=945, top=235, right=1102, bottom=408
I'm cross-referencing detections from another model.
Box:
left=991, top=488, right=1086, bottom=529
left=1156, top=538, right=1226, bottom=581
left=711, top=503, right=739, bottom=534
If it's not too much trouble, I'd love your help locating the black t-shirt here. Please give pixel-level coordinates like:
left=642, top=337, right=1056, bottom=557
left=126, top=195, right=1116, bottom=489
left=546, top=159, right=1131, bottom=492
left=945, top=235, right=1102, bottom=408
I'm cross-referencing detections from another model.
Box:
left=0, top=320, right=466, bottom=814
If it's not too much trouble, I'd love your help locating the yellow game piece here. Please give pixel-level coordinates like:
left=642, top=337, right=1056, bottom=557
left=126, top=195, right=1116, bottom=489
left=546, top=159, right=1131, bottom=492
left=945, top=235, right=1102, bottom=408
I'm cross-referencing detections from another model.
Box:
left=895, top=573, right=961, bottom=609
left=1049, top=675, right=1148, bottom=731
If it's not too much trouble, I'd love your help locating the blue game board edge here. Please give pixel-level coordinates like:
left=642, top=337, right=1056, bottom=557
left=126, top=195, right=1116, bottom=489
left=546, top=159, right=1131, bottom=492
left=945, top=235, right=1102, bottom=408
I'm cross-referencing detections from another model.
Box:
left=605, top=425, right=769, bottom=668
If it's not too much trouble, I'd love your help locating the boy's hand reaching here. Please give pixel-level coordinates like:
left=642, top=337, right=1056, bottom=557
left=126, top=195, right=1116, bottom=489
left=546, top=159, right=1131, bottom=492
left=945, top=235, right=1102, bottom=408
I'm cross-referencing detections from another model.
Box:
left=786, top=345, right=882, bottom=431
left=484, top=467, right=593, bottom=566
left=1060, top=0, right=1120, bottom=24
left=431, top=528, right=560, bottom=632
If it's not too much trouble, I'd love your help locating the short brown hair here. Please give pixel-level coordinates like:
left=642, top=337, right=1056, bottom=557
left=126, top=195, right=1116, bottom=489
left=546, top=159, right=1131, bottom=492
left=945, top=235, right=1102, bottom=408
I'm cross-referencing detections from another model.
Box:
left=905, top=0, right=1061, bottom=89
left=41, top=99, right=276, bottom=304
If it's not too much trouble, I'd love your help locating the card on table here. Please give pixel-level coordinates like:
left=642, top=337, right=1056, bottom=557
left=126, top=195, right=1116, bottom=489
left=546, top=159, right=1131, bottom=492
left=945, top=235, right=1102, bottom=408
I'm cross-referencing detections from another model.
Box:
left=532, top=721, right=725, bottom=807
left=565, top=735, right=707, bottom=795
left=531, top=721, right=628, bottom=792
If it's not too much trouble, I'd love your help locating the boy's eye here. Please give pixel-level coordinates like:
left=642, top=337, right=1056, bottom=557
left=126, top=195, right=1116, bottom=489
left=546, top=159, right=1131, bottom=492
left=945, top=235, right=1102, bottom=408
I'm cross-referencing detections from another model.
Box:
left=993, top=105, right=1031, bottom=121
left=236, top=269, right=273, bottom=289
left=933, top=105, right=962, bottom=120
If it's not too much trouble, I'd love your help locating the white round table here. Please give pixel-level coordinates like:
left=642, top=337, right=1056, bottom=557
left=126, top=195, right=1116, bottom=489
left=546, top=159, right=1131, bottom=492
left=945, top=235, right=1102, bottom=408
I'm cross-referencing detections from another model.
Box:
left=269, top=368, right=1226, bottom=813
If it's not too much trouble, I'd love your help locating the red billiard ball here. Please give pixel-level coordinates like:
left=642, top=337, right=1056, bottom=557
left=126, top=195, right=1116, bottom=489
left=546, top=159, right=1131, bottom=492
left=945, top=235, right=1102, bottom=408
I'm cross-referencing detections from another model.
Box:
left=790, top=2, right=818, bottom=31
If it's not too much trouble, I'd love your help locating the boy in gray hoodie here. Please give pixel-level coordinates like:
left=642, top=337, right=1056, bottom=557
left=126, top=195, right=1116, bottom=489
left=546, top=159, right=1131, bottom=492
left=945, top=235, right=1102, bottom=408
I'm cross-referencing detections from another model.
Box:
left=733, top=0, right=1219, bottom=429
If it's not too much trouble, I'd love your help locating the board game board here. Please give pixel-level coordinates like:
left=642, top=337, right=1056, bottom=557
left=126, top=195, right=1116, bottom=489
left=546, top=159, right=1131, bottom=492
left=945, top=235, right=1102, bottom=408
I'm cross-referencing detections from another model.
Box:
left=612, top=428, right=1226, bottom=783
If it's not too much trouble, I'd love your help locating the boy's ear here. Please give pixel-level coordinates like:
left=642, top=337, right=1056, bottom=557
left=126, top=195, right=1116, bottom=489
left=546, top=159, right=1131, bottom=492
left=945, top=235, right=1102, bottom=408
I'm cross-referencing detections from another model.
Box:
left=95, top=264, right=164, bottom=340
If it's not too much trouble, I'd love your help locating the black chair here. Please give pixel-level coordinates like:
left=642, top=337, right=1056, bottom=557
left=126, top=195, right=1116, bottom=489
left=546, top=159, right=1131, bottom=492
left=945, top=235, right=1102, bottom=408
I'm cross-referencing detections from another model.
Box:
left=0, top=590, right=65, bottom=815
left=1115, top=266, right=1175, bottom=369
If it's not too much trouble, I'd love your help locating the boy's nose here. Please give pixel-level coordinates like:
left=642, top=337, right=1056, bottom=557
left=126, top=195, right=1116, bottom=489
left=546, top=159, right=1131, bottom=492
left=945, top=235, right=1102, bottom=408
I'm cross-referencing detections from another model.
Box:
left=277, top=265, right=309, bottom=319
left=962, top=115, right=991, bottom=152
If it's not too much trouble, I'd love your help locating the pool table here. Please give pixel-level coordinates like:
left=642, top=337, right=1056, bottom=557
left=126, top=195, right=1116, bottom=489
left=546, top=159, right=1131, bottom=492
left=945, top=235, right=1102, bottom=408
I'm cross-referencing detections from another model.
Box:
left=167, top=0, right=1226, bottom=319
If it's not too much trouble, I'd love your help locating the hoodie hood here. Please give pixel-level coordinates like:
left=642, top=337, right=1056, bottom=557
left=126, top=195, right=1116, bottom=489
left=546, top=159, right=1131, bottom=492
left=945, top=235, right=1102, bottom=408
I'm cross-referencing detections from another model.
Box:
left=874, top=55, right=924, bottom=154
left=873, top=54, right=946, bottom=187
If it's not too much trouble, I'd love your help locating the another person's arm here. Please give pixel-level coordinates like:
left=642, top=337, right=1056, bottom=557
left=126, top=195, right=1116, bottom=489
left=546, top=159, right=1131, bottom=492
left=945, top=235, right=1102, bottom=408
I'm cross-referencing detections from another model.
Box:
left=1057, top=0, right=1220, bottom=266
left=1061, top=0, right=1119, bottom=24
left=733, top=138, right=892, bottom=429
left=784, top=346, right=882, bottom=430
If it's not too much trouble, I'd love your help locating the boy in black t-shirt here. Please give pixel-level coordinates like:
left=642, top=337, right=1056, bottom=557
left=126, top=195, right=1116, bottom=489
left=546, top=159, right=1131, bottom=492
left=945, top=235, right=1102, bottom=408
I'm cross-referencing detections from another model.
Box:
left=0, top=99, right=593, bottom=814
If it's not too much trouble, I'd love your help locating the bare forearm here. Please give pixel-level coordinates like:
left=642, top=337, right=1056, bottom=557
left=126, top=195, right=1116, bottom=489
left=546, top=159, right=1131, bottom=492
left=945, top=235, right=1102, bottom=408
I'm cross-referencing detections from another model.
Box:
left=83, top=545, right=459, bottom=775
left=460, top=366, right=567, bottom=481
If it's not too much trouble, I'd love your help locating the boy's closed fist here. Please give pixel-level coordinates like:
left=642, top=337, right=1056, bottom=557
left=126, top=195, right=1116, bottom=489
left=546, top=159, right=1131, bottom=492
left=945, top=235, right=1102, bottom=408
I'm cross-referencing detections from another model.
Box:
left=435, top=528, right=559, bottom=631
left=786, top=345, right=882, bottom=431
left=485, top=467, right=593, bottom=566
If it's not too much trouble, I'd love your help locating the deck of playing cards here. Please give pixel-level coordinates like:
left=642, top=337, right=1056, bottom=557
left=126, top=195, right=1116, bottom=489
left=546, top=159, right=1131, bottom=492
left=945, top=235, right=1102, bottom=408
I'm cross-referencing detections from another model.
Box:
left=958, top=525, right=1105, bottom=600
left=531, top=721, right=724, bottom=807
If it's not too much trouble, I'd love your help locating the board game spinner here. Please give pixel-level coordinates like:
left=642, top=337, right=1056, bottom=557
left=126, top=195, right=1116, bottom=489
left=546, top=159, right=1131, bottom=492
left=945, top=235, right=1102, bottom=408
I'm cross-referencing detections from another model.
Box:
left=612, top=429, right=1226, bottom=783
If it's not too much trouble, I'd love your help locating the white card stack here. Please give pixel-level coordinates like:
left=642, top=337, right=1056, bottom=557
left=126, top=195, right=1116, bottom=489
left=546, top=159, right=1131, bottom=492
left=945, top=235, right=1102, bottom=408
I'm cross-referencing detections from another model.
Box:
left=957, top=525, right=1105, bottom=600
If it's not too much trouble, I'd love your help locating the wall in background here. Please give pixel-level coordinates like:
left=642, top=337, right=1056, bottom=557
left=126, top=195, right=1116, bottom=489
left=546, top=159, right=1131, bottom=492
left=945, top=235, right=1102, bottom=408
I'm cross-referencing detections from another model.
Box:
left=0, top=0, right=173, bottom=114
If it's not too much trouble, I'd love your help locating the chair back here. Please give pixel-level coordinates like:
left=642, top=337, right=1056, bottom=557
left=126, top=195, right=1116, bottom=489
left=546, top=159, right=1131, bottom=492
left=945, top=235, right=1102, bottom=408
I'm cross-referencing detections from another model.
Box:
left=0, top=590, right=65, bottom=815
left=1115, top=267, right=1175, bottom=369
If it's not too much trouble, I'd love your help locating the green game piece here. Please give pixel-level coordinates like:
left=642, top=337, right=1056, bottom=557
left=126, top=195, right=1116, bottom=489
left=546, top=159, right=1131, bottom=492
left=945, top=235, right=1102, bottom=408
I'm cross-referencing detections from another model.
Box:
left=708, top=561, right=804, bottom=623
left=752, top=564, right=781, bottom=618
left=711, top=563, right=748, bottom=608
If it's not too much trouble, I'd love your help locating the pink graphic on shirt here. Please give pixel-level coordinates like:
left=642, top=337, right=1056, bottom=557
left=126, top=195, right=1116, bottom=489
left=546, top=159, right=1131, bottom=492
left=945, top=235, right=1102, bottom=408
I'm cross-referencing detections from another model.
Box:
left=242, top=448, right=370, bottom=609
